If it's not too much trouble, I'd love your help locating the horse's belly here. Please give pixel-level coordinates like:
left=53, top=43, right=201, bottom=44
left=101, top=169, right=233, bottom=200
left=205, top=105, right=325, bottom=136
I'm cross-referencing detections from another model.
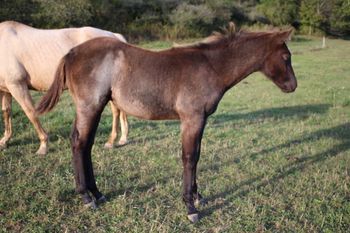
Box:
left=25, top=66, right=58, bottom=91
left=28, top=77, right=53, bottom=91
left=114, top=94, right=179, bottom=120
left=0, top=84, right=9, bottom=92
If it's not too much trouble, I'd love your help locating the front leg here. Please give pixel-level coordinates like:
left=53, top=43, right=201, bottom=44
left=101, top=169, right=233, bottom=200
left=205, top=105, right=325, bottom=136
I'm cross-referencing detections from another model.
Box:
left=7, top=82, right=48, bottom=155
left=180, top=116, right=206, bottom=223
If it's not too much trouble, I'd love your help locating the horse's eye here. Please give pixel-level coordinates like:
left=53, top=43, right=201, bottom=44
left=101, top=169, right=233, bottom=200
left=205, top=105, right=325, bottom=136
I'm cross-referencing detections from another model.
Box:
left=282, top=54, right=290, bottom=61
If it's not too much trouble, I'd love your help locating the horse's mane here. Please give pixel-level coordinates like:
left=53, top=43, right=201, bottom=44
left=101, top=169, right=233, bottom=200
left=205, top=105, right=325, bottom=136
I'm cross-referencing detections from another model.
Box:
left=172, top=22, right=278, bottom=50
left=172, top=22, right=245, bottom=50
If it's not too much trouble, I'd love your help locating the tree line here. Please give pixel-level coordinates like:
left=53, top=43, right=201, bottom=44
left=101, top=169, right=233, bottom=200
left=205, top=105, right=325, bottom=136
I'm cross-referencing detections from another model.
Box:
left=1, top=0, right=349, bottom=41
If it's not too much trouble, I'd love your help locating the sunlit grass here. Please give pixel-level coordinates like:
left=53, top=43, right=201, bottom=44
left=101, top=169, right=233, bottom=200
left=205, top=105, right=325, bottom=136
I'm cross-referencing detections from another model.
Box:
left=0, top=36, right=349, bottom=232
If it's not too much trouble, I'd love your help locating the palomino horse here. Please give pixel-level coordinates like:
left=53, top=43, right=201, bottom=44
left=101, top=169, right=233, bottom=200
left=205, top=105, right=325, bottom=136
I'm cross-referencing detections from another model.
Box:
left=0, top=21, right=128, bottom=155
left=36, top=23, right=297, bottom=222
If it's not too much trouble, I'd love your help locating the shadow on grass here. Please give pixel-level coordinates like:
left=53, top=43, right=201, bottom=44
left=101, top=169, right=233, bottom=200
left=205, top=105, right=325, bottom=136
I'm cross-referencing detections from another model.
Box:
left=3, top=104, right=330, bottom=151
left=102, top=104, right=333, bottom=207
left=2, top=104, right=338, bottom=215
left=210, top=104, right=330, bottom=127
left=200, top=122, right=350, bottom=220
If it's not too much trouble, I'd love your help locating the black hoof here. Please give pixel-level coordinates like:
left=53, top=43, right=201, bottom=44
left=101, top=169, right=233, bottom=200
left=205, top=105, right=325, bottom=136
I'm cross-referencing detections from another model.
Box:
left=96, top=195, right=107, bottom=204
left=91, top=190, right=104, bottom=201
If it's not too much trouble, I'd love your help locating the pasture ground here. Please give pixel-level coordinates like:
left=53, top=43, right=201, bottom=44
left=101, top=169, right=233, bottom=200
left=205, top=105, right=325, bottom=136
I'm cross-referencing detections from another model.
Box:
left=0, top=36, right=349, bottom=232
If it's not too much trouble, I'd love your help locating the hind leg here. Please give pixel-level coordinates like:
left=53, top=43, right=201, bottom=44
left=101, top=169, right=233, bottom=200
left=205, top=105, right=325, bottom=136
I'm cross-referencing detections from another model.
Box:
left=0, top=92, right=12, bottom=148
left=7, top=82, right=48, bottom=155
left=72, top=99, right=108, bottom=207
left=118, top=110, right=128, bottom=145
left=104, top=102, right=128, bottom=148
left=104, top=102, right=120, bottom=148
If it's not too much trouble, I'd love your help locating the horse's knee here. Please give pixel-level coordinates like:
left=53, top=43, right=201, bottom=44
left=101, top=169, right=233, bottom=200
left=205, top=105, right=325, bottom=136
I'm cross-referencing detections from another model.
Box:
left=71, top=126, right=91, bottom=153
left=71, top=126, right=79, bottom=146
left=2, top=107, right=11, bottom=116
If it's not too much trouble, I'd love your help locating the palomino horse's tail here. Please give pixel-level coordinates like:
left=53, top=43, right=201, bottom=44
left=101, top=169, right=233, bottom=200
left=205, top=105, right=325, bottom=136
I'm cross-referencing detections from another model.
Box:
left=36, top=57, right=67, bottom=114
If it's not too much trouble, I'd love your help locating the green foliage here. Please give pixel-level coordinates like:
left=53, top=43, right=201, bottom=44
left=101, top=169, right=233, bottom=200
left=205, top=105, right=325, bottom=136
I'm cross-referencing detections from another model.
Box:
left=329, top=0, right=350, bottom=35
left=257, top=0, right=299, bottom=26
left=1, top=0, right=350, bottom=40
left=0, top=0, right=38, bottom=24
left=300, top=0, right=328, bottom=35
left=169, top=3, right=214, bottom=38
left=32, top=0, right=93, bottom=28
left=299, top=0, right=350, bottom=36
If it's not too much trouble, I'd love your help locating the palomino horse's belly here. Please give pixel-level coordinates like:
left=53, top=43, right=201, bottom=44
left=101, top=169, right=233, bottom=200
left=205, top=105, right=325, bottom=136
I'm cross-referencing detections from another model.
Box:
left=0, top=85, right=9, bottom=92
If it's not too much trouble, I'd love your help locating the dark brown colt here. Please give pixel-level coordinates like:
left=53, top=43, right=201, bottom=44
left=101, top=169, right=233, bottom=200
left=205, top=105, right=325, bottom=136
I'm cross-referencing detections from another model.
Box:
left=36, top=23, right=297, bottom=223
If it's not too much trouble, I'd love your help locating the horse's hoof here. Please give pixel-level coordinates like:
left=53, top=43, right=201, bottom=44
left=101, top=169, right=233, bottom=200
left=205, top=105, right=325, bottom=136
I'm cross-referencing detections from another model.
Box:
left=118, top=139, right=128, bottom=146
left=35, top=147, right=47, bottom=155
left=96, top=195, right=107, bottom=204
left=187, top=213, right=199, bottom=223
left=104, top=143, right=113, bottom=149
left=84, top=200, right=97, bottom=209
left=0, top=143, right=7, bottom=149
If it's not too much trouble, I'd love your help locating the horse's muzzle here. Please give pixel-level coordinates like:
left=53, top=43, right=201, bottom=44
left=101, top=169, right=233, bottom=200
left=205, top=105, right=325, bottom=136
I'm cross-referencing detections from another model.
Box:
left=282, top=77, right=297, bottom=93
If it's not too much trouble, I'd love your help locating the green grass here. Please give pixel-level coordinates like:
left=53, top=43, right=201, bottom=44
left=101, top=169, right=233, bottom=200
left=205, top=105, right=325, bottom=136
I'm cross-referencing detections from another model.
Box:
left=1, top=36, right=349, bottom=232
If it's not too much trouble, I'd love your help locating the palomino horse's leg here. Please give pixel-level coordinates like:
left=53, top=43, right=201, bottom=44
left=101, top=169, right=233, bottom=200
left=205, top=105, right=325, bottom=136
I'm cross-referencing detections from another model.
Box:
left=104, top=102, right=119, bottom=148
left=0, top=91, right=12, bottom=148
left=7, top=82, right=48, bottom=155
left=71, top=101, right=107, bottom=207
left=104, top=102, right=128, bottom=148
left=118, top=110, right=128, bottom=145
left=180, top=116, right=206, bottom=223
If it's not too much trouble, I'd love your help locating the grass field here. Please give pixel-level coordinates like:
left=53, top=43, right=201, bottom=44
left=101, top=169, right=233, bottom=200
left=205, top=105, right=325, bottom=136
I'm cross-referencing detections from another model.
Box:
left=0, top=36, right=349, bottom=232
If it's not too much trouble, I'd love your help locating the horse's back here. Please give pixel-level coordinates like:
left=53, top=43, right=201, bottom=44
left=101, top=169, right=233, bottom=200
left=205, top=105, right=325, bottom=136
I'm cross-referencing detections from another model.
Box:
left=0, top=21, right=29, bottom=32
left=0, top=21, right=124, bottom=91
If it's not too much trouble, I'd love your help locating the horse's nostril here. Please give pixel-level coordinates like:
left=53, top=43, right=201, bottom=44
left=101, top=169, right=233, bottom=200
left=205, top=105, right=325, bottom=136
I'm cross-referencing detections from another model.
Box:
left=285, top=78, right=297, bottom=92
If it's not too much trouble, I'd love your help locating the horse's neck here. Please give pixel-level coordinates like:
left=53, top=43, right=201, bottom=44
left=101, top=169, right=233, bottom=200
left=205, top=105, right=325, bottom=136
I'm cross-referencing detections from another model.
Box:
left=204, top=39, right=269, bottom=91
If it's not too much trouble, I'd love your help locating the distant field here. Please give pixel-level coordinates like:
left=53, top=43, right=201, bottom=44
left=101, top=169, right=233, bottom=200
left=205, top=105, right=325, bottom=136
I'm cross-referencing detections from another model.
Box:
left=0, top=36, right=349, bottom=232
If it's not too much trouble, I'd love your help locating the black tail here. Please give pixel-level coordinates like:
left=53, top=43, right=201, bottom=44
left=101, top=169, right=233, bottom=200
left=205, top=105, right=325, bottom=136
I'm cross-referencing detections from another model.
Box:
left=36, top=57, right=67, bottom=114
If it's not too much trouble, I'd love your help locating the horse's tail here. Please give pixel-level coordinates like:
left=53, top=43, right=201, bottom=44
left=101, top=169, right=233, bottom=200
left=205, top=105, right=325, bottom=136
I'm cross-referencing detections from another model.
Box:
left=36, top=57, right=67, bottom=115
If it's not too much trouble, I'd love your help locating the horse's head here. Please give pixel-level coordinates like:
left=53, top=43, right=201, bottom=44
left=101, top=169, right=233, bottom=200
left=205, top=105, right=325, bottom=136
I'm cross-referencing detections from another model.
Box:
left=261, top=29, right=297, bottom=93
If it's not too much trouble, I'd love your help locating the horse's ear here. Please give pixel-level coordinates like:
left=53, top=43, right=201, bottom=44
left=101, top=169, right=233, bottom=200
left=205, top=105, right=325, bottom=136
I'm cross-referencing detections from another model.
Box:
left=276, top=28, right=293, bottom=44
left=228, top=22, right=236, bottom=34
left=221, top=22, right=236, bottom=36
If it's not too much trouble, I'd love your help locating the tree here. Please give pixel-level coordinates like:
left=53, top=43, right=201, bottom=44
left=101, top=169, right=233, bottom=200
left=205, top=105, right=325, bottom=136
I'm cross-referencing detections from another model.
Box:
left=300, top=0, right=331, bottom=35
left=32, top=0, right=93, bottom=28
left=0, top=0, right=38, bottom=25
left=258, top=0, right=299, bottom=26
left=329, top=0, right=350, bottom=36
